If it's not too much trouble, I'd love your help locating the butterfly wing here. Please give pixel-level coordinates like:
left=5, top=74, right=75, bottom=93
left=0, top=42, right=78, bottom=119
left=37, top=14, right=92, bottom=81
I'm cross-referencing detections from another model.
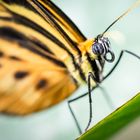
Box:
left=32, top=0, right=86, bottom=43
left=0, top=2, right=78, bottom=115
left=1, top=0, right=86, bottom=57
left=0, top=35, right=77, bottom=115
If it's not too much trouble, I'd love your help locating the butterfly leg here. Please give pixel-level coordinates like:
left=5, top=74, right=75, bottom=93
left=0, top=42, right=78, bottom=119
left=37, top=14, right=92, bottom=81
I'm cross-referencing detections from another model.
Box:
left=100, top=50, right=140, bottom=110
left=68, top=72, right=99, bottom=134
left=85, top=50, right=140, bottom=132
left=68, top=93, right=88, bottom=134
left=68, top=50, right=140, bottom=134
left=84, top=72, right=98, bottom=132
left=103, top=50, right=140, bottom=80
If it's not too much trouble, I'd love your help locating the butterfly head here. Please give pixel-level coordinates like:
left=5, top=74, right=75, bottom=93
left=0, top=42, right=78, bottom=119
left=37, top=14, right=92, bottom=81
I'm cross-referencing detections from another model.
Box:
left=92, top=34, right=115, bottom=62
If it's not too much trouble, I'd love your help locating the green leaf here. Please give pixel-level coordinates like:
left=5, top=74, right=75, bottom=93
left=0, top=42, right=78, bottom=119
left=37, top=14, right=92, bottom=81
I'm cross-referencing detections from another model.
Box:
left=77, top=92, right=140, bottom=140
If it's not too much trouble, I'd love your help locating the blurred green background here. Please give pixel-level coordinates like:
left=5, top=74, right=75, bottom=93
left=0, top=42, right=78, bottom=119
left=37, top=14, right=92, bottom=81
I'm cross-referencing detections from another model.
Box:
left=0, top=0, right=140, bottom=140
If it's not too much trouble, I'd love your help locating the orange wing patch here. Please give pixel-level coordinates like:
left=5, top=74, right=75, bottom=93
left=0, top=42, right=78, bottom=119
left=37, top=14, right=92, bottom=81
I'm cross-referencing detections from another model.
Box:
left=0, top=39, right=77, bottom=115
left=36, top=0, right=86, bottom=43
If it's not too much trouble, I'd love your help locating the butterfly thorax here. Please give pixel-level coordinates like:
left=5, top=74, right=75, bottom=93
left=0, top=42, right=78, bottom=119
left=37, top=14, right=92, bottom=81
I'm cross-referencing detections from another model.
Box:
left=66, top=35, right=115, bottom=87
left=65, top=39, right=105, bottom=87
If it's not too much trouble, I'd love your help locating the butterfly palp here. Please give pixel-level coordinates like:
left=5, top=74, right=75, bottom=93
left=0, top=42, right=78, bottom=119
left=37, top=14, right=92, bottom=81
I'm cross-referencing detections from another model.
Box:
left=92, top=35, right=115, bottom=62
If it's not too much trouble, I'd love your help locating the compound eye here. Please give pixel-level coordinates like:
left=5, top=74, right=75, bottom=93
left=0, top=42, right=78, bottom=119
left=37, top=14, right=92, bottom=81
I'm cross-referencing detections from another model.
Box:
left=92, top=43, right=104, bottom=55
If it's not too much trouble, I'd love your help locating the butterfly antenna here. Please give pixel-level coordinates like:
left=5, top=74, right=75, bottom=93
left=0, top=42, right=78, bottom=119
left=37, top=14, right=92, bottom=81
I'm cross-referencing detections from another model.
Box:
left=102, top=0, right=140, bottom=36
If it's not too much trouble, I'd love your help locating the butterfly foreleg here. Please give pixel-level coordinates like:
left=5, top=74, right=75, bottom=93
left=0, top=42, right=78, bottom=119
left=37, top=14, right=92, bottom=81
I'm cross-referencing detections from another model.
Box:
left=68, top=72, right=99, bottom=134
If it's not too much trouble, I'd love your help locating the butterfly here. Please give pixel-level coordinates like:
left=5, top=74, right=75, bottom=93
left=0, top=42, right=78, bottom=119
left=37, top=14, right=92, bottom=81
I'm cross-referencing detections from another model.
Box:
left=0, top=0, right=140, bottom=134
left=0, top=0, right=94, bottom=115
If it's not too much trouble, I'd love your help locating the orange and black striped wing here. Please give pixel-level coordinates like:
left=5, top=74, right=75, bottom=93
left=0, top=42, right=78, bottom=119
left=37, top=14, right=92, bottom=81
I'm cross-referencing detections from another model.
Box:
left=0, top=1, right=78, bottom=115
left=29, top=0, right=87, bottom=43
left=0, top=38, right=77, bottom=115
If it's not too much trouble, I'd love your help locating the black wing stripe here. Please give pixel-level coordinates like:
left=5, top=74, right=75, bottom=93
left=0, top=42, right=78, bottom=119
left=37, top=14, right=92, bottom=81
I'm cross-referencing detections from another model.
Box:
left=0, top=26, right=86, bottom=82
left=31, top=0, right=82, bottom=58
left=0, top=26, right=66, bottom=68
left=2, top=0, right=86, bottom=42
left=0, top=17, right=54, bottom=55
left=0, top=12, right=70, bottom=55
left=0, top=15, right=78, bottom=66
left=0, top=1, right=87, bottom=82
left=44, top=0, right=86, bottom=41
left=0, top=3, right=79, bottom=58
